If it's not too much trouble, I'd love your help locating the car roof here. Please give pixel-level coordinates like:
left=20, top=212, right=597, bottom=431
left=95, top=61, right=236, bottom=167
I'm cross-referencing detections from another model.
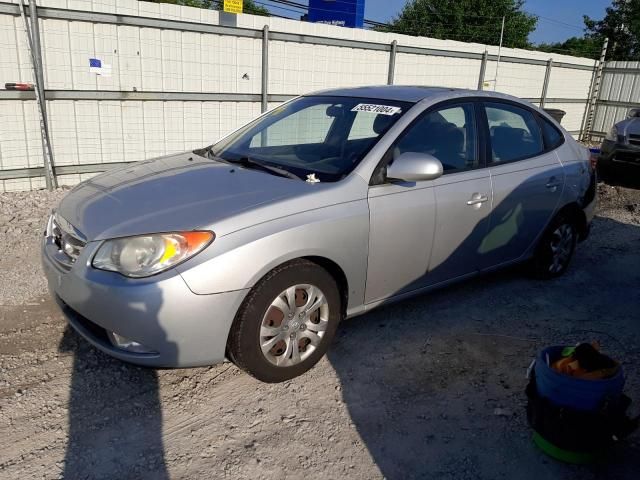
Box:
left=309, top=85, right=523, bottom=104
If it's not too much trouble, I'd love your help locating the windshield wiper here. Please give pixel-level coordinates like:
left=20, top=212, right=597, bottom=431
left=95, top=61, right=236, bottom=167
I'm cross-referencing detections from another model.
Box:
left=199, top=148, right=302, bottom=181
left=227, top=156, right=303, bottom=181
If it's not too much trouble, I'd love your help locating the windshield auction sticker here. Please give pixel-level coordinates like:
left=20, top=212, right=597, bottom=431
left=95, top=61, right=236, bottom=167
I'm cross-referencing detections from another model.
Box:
left=351, top=104, right=402, bottom=115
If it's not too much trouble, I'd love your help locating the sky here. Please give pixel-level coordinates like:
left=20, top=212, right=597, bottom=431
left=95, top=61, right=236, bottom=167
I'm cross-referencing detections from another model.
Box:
left=260, top=0, right=613, bottom=45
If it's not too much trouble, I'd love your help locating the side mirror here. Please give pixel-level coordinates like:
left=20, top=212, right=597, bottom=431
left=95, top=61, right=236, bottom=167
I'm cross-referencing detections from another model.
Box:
left=627, top=108, right=640, bottom=118
left=386, top=152, right=443, bottom=182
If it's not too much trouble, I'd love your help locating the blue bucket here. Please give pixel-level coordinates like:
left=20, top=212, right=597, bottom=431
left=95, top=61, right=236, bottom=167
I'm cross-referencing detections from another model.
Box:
left=534, top=346, right=625, bottom=412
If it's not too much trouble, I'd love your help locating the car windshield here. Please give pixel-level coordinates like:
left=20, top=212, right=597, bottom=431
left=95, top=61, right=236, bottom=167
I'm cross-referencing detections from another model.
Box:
left=207, top=96, right=411, bottom=182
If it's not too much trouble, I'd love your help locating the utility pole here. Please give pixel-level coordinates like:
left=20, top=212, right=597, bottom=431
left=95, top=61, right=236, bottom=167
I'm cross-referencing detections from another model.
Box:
left=493, top=15, right=505, bottom=91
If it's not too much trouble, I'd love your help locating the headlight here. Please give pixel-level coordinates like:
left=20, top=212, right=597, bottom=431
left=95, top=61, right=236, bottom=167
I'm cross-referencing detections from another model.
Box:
left=92, top=231, right=214, bottom=278
left=606, top=126, right=618, bottom=141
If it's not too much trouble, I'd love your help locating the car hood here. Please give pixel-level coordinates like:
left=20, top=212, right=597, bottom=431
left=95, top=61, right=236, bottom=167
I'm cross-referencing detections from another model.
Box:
left=56, top=152, right=317, bottom=241
left=617, top=117, right=640, bottom=137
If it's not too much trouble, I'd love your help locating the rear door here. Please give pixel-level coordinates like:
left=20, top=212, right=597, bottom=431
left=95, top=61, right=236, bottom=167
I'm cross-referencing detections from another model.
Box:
left=477, top=101, right=565, bottom=269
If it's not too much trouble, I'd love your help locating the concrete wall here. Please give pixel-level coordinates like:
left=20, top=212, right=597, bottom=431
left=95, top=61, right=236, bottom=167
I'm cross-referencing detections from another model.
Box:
left=0, top=0, right=597, bottom=191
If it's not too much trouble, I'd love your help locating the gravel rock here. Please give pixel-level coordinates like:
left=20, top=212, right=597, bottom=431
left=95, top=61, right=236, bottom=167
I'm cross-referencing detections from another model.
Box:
left=0, top=188, right=68, bottom=305
left=1, top=180, right=639, bottom=480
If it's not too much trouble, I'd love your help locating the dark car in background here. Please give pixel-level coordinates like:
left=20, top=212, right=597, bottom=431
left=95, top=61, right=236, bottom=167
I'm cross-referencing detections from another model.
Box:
left=600, top=108, right=640, bottom=178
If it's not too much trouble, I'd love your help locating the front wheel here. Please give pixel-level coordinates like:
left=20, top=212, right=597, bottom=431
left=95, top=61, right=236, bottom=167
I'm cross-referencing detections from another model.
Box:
left=227, top=259, right=342, bottom=383
left=529, top=214, right=577, bottom=279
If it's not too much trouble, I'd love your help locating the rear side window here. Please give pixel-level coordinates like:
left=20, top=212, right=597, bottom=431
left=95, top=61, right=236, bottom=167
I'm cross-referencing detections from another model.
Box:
left=485, top=102, right=544, bottom=163
left=539, top=116, right=564, bottom=150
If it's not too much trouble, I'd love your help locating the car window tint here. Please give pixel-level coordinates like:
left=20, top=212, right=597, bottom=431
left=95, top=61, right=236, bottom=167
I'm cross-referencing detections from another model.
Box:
left=393, top=103, right=478, bottom=172
left=250, top=104, right=334, bottom=147
left=485, top=103, right=544, bottom=163
left=540, top=116, right=563, bottom=149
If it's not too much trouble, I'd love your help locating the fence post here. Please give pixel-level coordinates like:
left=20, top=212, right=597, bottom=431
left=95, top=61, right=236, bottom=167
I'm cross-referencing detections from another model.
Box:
left=28, top=0, right=57, bottom=189
left=387, top=40, right=397, bottom=85
left=540, top=58, right=553, bottom=108
left=580, top=38, right=609, bottom=142
left=261, top=25, right=269, bottom=113
left=477, top=50, right=488, bottom=90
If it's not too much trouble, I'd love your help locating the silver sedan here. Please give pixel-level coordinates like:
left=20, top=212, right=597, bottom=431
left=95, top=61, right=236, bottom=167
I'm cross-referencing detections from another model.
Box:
left=42, top=86, right=596, bottom=382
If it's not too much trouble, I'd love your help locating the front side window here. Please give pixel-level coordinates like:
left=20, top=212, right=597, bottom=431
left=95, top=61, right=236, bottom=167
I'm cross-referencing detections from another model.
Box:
left=390, top=103, right=479, bottom=172
left=210, top=96, right=410, bottom=182
left=485, top=102, right=544, bottom=163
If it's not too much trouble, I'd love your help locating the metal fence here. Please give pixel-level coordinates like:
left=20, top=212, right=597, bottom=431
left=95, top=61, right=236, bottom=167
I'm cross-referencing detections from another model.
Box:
left=587, top=60, right=640, bottom=141
left=0, top=0, right=598, bottom=191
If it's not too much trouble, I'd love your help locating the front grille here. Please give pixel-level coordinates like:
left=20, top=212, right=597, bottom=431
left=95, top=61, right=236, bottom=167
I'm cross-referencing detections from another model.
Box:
left=49, top=214, right=87, bottom=268
left=614, top=151, right=640, bottom=164
left=628, top=134, right=640, bottom=146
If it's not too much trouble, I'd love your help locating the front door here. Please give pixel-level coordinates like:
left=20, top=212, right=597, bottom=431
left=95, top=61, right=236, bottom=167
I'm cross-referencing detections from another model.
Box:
left=365, top=101, right=491, bottom=302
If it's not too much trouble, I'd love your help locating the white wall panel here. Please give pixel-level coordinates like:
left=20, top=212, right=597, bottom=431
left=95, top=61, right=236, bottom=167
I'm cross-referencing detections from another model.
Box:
left=121, top=100, right=145, bottom=161
left=98, top=101, right=124, bottom=163
left=118, top=25, right=141, bottom=91
left=140, top=27, right=162, bottom=91
left=544, top=102, right=587, bottom=133
left=547, top=67, right=593, bottom=99
left=485, top=61, right=546, bottom=98
left=395, top=54, right=480, bottom=89
left=74, top=100, right=102, bottom=164
left=143, top=101, right=165, bottom=159
left=47, top=100, right=78, bottom=166
left=69, top=21, right=97, bottom=89
left=42, top=18, right=73, bottom=89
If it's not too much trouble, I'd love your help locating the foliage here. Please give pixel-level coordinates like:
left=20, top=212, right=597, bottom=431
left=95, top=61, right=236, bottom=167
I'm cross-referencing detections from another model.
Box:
left=584, top=0, right=640, bottom=60
left=376, top=0, right=537, bottom=48
left=537, top=36, right=602, bottom=60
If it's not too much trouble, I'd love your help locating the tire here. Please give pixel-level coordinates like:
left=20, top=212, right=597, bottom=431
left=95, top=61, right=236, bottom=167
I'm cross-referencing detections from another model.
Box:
left=227, top=259, right=342, bottom=383
left=529, top=213, right=578, bottom=279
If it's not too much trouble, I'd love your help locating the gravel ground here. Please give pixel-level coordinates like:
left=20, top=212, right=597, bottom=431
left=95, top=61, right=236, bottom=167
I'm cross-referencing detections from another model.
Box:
left=0, top=181, right=639, bottom=480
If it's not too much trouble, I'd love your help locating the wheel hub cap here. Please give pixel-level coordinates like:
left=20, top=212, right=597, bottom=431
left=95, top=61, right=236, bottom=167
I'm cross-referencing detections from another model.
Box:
left=549, top=224, right=574, bottom=273
left=260, top=284, right=329, bottom=367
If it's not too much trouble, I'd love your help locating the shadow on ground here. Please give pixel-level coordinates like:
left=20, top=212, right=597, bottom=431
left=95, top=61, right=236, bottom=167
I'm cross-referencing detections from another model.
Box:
left=58, top=328, right=170, bottom=480
left=57, top=278, right=174, bottom=479
left=328, top=215, right=640, bottom=480
left=600, top=164, right=640, bottom=191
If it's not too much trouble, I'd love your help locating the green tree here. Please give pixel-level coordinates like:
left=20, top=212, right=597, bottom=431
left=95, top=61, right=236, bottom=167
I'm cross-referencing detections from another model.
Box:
left=378, top=0, right=537, bottom=48
left=147, top=0, right=270, bottom=16
left=584, top=0, right=640, bottom=60
left=537, top=36, right=602, bottom=59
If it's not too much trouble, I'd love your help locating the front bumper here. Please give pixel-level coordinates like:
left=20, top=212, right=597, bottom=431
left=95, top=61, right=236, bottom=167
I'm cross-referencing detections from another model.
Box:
left=600, top=139, right=640, bottom=166
left=42, top=235, right=248, bottom=367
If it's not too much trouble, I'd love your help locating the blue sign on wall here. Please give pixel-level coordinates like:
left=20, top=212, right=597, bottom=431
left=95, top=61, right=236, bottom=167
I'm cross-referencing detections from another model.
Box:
left=308, top=0, right=365, bottom=28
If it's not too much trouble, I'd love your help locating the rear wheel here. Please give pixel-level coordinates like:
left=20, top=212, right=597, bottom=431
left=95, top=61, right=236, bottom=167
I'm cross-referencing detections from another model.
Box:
left=227, top=259, right=341, bottom=383
left=529, top=214, right=577, bottom=279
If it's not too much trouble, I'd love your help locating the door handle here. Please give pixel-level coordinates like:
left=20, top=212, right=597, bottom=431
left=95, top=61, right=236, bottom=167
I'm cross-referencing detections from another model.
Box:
left=466, top=195, right=489, bottom=206
left=545, top=181, right=561, bottom=190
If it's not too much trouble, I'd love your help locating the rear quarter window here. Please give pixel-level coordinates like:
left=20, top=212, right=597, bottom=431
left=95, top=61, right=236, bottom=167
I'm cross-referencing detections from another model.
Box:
left=539, top=116, right=564, bottom=150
